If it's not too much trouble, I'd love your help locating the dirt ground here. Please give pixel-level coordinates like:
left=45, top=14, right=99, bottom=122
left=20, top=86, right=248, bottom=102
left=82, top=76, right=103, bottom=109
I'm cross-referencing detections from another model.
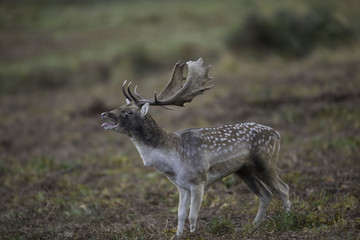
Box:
left=1, top=54, right=359, bottom=239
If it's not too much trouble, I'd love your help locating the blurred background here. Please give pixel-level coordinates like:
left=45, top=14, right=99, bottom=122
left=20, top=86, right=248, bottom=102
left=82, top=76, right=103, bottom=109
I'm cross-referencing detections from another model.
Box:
left=0, top=0, right=359, bottom=239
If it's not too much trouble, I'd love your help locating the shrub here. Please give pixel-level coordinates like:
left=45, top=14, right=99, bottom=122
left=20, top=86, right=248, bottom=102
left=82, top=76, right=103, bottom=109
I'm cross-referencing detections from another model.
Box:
left=226, top=7, right=356, bottom=58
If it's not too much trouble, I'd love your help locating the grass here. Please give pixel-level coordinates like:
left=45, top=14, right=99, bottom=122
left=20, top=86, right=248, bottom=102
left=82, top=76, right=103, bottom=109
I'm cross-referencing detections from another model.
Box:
left=1, top=0, right=360, bottom=239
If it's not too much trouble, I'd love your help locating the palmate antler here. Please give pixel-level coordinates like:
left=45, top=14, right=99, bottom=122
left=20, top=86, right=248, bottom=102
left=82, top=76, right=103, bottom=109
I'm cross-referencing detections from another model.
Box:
left=122, top=58, right=213, bottom=107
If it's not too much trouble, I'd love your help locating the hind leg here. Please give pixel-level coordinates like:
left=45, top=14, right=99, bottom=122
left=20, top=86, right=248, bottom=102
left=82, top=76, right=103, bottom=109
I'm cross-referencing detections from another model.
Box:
left=254, top=166, right=291, bottom=212
left=277, top=177, right=291, bottom=212
left=236, top=167, right=273, bottom=225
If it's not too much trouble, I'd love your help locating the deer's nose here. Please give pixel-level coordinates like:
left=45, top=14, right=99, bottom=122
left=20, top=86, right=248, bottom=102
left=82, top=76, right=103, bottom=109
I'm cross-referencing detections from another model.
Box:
left=101, top=112, right=108, bottom=118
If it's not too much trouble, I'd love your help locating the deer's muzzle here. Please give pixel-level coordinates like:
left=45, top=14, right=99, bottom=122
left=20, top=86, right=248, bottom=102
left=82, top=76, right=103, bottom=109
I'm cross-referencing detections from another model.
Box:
left=101, top=112, right=118, bottom=130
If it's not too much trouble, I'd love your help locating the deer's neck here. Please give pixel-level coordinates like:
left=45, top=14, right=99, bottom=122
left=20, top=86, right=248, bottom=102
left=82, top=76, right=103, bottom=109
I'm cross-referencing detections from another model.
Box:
left=130, top=115, right=173, bottom=147
left=130, top=115, right=179, bottom=170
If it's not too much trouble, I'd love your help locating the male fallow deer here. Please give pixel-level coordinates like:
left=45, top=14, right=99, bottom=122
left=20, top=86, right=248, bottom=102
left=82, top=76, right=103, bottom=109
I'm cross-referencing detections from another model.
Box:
left=101, top=58, right=291, bottom=237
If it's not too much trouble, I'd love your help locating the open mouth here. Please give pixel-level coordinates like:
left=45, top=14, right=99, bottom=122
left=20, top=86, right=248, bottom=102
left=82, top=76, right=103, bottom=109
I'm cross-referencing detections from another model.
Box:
left=101, top=117, right=118, bottom=130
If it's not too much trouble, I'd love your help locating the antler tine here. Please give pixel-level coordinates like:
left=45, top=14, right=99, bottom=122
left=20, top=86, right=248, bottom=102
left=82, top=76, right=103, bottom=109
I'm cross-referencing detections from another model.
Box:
left=133, top=85, right=155, bottom=106
left=122, top=80, right=132, bottom=102
left=127, top=81, right=140, bottom=104
left=154, top=91, right=159, bottom=104
left=134, top=86, right=142, bottom=100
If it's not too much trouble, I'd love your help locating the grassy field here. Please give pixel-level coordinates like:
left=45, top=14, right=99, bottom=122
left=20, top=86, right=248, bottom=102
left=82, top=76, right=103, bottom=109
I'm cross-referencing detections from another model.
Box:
left=1, top=0, right=360, bottom=239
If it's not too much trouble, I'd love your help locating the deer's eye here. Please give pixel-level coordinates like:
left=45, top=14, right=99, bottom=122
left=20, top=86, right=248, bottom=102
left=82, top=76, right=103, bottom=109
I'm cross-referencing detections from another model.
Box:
left=123, top=110, right=133, bottom=117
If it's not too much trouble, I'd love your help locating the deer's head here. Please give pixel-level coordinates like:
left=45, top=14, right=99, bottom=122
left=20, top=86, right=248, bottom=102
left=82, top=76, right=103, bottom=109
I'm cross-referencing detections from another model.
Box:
left=101, top=58, right=213, bottom=135
left=101, top=102, right=150, bottom=135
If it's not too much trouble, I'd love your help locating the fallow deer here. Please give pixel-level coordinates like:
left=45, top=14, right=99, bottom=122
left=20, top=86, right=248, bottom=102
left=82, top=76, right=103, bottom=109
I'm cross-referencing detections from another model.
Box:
left=101, top=58, right=291, bottom=237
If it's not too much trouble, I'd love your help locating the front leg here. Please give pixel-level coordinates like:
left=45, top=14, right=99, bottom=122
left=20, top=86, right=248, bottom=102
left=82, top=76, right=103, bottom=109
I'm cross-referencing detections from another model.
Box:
left=189, top=184, right=205, bottom=233
left=177, top=187, right=191, bottom=237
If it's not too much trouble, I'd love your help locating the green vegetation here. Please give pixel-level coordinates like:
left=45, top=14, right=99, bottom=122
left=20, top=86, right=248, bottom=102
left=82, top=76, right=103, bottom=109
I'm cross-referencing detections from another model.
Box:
left=226, top=7, right=357, bottom=57
left=206, top=216, right=235, bottom=236
left=1, top=0, right=359, bottom=239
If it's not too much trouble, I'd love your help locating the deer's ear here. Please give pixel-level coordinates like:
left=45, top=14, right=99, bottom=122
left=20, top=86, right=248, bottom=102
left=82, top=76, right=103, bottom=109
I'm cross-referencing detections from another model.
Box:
left=140, top=103, right=149, bottom=118
left=126, top=99, right=131, bottom=105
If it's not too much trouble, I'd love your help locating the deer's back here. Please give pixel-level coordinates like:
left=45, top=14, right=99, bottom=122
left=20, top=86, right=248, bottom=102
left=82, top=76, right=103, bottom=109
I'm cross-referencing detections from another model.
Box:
left=177, top=122, right=280, bottom=185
